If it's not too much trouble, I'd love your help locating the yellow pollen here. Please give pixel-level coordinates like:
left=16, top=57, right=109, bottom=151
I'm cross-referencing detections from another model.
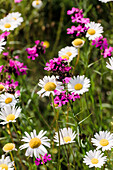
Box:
left=44, top=82, right=56, bottom=91
left=72, top=39, right=83, bottom=46
left=61, top=55, right=69, bottom=60
left=0, top=85, right=4, bottom=91
left=36, top=1, right=40, bottom=5
left=3, top=143, right=14, bottom=152
left=74, top=83, right=83, bottom=90
left=29, top=137, right=41, bottom=149
left=87, top=28, right=96, bottom=35
left=100, top=139, right=109, bottom=146
left=12, top=17, right=17, bottom=20
left=0, top=164, right=8, bottom=170
left=63, top=136, right=71, bottom=143
left=91, top=158, right=99, bottom=164
left=6, top=114, right=15, bottom=122
left=4, top=23, right=11, bottom=28
left=43, top=41, right=50, bottom=48
left=54, top=103, right=58, bottom=107
left=5, top=97, right=12, bottom=104
left=66, top=52, right=72, bottom=56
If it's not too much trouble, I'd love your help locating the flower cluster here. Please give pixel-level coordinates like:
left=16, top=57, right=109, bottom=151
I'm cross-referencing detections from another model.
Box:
left=35, top=153, right=51, bottom=166
left=53, top=90, right=80, bottom=107
left=26, top=40, right=46, bottom=60
left=92, top=36, right=113, bottom=58
left=67, top=8, right=90, bottom=37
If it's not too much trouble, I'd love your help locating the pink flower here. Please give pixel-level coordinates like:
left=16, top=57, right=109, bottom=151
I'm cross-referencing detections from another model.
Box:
left=35, top=154, right=51, bottom=166
left=67, top=7, right=79, bottom=15
left=14, top=0, right=22, bottom=3
left=0, top=32, right=10, bottom=40
left=15, top=90, right=20, bottom=97
left=0, top=65, right=4, bottom=73
left=102, top=47, right=113, bottom=58
left=3, top=52, right=9, bottom=56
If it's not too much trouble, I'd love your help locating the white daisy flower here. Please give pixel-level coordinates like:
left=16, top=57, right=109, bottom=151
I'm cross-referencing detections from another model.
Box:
left=67, top=75, right=90, bottom=95
left=85, top=22, right=103, bottom=40
left=0, top=155, right=14, bottom=170
left=0, top=38, right=6, bottom=54
left=0, top=17, right=18, bottom=31
left=54, top=127, right=76, bottom=146
left=32, top=0, right=43, bottom=9
left=0, top=93, right=18, bottom=108
left=106, top=57, right=113, bottom=70
left=91, top=131, right=113, bottom=151
left=6, top=12, right=23, bottom=26
left=19, top=129, right=50, bottom=158
left=0, top=105, right=21, bottom=125
left=83, top=150, right=107, bottom=168
left=58, top=46, right=78, bottom=63
left=98, top=0, right=113, bottom=3
left=3, top=143, right=17, bottom=153
left=72, top=38, right=85, bottom=48
left=37, top=75, right=64, bottom=97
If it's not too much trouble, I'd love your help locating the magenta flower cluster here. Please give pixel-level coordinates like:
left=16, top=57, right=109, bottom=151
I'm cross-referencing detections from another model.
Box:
left=53, top=90, right=80, bottom=107
left=92, top=36, right=113, bottom=58
left=26, top=40, right=46, bottom=60
left=67, top=7, right=90, bottom=36
left=0, top=32, right=10, bottom=40
left=0, top=77, right=18, bottom=90
left=35, top=154, right=51, bottom=166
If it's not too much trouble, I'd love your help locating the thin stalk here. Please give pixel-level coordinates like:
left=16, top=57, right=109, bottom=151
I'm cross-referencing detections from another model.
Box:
left=40, top=154, right=47, bottom=170
left=72, top=48, right=80, bottom=75
left=66, top=102, right=70, bottom=128
left=10, top=152, right=17, bottom=170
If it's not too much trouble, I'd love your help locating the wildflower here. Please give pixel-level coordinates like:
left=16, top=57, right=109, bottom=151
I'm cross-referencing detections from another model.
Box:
left=54, top=127, right=76, bottom=146
left=67, top=7, right=79, bottom=15
left=0, top=32, right=10, bottom=40
left=14, top=0, right=22, bottom=3
left=0, top=105, right=21, bottom=125
left=0, top=155, right=14, bottom=169
left=0, top=93, right=18, bottom=108
left=91, top=131, right=113, bottom=151
left=83, top=150, right=107, bottom=168
left=26, top=46, right=38, bottom=60
left=37, top=75, right=63, bottom=97
left=0, top=17, right=18, bottom=31
left=72, top=38, right=85, bottom=48
left=68, top=75, right=90, bottom=95
left=35, top=153, right=51, bottom=166
left=102, top=46, right=113, bottom=58
left=92, top=36, right=108, bottom=50
left=98, top=0, right=113, bottom=2
left=58, top=46, right=78, bottom=63
left=85, top=22, right=103, bottom=40
left=3, top=143, right=17, bottom=153
left=19, top=129, right=50, bottom=158
left=6, top=12, right=23, bottom=26
left=32, top=0, right=43, bottom=9
left=43, top=41, right=50, bottom=48
left=0, top=65, right=4, bottom=73
left=106, top=57, right=113, bottom=70
left=0, top=38, right=6, bottom=54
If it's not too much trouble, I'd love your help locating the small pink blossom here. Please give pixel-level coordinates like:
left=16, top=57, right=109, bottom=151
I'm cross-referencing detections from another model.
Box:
left=14, top=0, right=22, bottom=3
left=0, top=65, right=4, bottom=73
left=35, top=154, right=51, bottom=166
left=102, top=47, right=113, bottom=58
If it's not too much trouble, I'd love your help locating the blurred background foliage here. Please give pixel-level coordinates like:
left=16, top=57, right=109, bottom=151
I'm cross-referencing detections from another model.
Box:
left=0, top=0, right=113, bottom=169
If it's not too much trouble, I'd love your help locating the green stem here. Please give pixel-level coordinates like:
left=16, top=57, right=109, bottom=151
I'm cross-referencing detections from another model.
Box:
left=72, top=48, right=80, bottom=75
left=40, top=154, right=47, bottom=170
left=10, top=152, right=17, bottom=170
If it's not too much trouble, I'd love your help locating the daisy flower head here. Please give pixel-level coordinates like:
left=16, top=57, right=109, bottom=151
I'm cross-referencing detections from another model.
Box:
left=0, top=17, right=18, bottom=31
left=19, top=129, right=50, bottom=158
left=37, top=75, right=64, bottom=97
left=85, top=22, right=103, bottom=40
left=54, top=127, right=76, bottom=146
left=32, top=0, right=43, bottom=9
left=91, top=131, right=113, bottom=151
left=98, top=0, right=113, bottom=3
left=3, top=143, right=17, bottom=153
left=72, top=38, right=85, bottom=48
left=106, top=57, right=113, bottom=70
left=58, top=46, right=78, bottom=63
left=0, top=105, right=21, bottom=125
left=83, top=150, right=107, bottom=168
left=67, top=75, right=90, bottom=95
left=0, top=93, right=18, bottom=108
left=0, top=38, right=6, bottom=54
left=0, top=155, right=14, bottom=170
left=6, top=12, right=23, bottom=26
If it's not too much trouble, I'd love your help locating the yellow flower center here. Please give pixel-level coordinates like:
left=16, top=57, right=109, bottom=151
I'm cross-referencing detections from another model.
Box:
left=12, top=17, right=17, bottom=20
left=54, top=103, right=58, bottom=107
left=87, top=28, right=96, bottom=35
left=29, top=137, right=41, bottom=148
left=0, top=85, right=4, bottom=91
left=43, top=41, right=50, bottom=48
left=44, top=82, right=56, bottom=91
left=100, top=139, right=109, bottom=146
left=36, top=0, right=40, bottom=5
left=74, top=83, right=83, bottom=90
left=5, top=97, right=12, bottom=104
left=91, top=158, right=98, bottom=164
left=0, top=164, right=8, bottom=170
left=61, top=55, right=69, bottom=60
left=72, top=39, right=83, bottom=46
left=66, top=52, right=72, bottom=56
left=3, top=143, right=14, bottom=152
left=4, top=23, right=11, bottom=28
left=6, top=114, right=15, bottom=122
left=63, top=136, right=71, bottom=143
